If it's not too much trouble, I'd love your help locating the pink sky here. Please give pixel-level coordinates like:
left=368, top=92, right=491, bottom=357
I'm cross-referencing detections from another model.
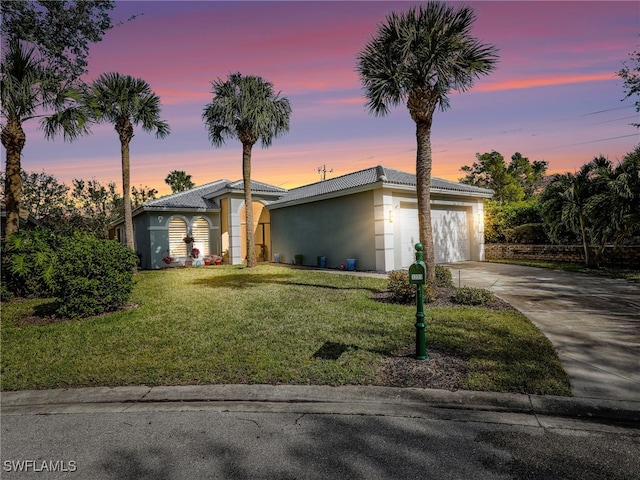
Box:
left=7, top=0, right=639, bottom=195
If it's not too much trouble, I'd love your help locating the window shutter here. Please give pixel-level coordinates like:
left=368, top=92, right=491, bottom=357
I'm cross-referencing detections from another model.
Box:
left=169, top=218, right=187, bottom=256
left=192, top=217, right=210, bottom=256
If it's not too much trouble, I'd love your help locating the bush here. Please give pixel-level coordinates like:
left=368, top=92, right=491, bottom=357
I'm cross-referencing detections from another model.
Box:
left=504, top=223, right=549, bottom=244
left=54, top=235, right=138, bottom=319
left=484, top=200, right=543, bottom=243
left=1, top=284, right=13, bottom=302
left=1, top=228, right=58, bottom=298
left=451, top=286, right=495, bottom=306
left=388, top=270, right=414, bottom=303
left=387, top=270, right=437, bottom=304
left=435, top=265, right=454, bottom=287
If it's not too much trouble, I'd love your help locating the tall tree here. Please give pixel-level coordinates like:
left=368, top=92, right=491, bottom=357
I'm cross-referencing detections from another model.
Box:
left=202, top=73, right=292, bottom=267
left=131, top=185, right=158, bottom=208
left=539, top=161, right=604, bottom=267
left=0, top=169, right=71, bottom=223
left=165, top=170, right=195, bottom=193
left=507, top=152, right=548, bottom=199
left=1, top=0, right=115, bottom=80
left=84, top=72, right=170, bottom=250
left=460, top=151, right=548, bottom=201
left=70, top=178, right=122, bottom=238
left=0, top=1, right=115, bottom=237
left=357, top=2, right=498, bottom=282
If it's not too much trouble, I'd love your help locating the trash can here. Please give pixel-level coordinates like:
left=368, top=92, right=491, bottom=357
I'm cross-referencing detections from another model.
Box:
left=347, top=258, right=356, bottom=271
left=317, top=256, right=326, bottom=268
left=295, top=254, right=303, bottom=266
left=274, top=253, right=280, bottom=263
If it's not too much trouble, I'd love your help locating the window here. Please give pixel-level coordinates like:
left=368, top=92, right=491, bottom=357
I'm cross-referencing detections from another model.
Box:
left=169, top=218, right=187, bottom=256
left=192, top=217, right=210, bottom=256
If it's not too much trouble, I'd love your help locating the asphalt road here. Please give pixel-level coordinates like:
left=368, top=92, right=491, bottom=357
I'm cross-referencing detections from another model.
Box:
left=2, top=408, right=639, bottom=480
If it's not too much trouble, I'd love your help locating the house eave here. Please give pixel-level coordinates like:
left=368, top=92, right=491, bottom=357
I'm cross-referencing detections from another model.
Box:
left=267, top=183, right=378, bottom=210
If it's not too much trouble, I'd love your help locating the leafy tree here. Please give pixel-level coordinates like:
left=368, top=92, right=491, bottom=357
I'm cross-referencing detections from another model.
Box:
left=1, top=0, right=115, bottom=80
left=0, top=1, right=115, bottom=237
left=357, top=2, right=498, bottom=282
left=131, top=184, right=158, bottom=208
left=69, top=178, right=122, bottom=238
left=84, top=72, right=170, bottom=250
left=0, top=169, right=71, bottom=223
left=165, top=170, right=195, bottom=193
left=507, top=152, right=548, bottom=199
left=460, top=151, right=547, bottom=201
left=202, top=73, right=292, bottom=267
left=618, top=40, right=639, bottom=127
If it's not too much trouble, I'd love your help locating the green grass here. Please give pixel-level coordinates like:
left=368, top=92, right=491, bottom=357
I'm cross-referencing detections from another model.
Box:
left=488, top=259, right=640, bottom=282
left=1, top=265, right=570, bottom=395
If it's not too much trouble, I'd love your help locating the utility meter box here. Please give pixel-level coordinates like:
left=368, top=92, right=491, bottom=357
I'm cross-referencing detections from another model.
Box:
left=408, top=261, right=426, bottom=285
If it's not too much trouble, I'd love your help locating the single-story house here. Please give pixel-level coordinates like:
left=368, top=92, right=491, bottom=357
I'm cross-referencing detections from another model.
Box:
left=112, top=165, right=493, bottom=271
left=110, top=179, right=286, bottom=270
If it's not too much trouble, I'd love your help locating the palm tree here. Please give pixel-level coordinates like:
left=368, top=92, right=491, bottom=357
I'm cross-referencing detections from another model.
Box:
left=1, top=41, right=88, bottom=237
left=540, top=163, right=599, bottom=267
left=165, top=170, right=195, bottom=193
left=202, top=73, right=291, bottom=267
left=357, top=2, right=498, bottom=282
left=84, top=72, right=170, bottom=251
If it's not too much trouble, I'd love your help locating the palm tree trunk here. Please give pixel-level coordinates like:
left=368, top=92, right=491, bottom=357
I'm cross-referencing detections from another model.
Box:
left=1, top=121, right=26, bottom=238
left=117, top=121, right=135, bottom=251
left=415, top=120, right=436, bottom=284
left=243, top=142, right=256, bottom=268
left=579, top=214, right=592, bottom=267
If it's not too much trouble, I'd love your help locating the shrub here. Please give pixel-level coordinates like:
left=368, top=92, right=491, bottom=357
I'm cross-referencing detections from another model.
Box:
left=54, top=235, right=138, bottom=319
left=435, top=265, right=454, bottom=287
left=451, top=286, right=495, bottom=306
left=388, top=270, right=414, bottom=303
left=504, top=223, right=549, bottom=244
left=387, top=270, right=437, bottom=304
left=484, top=200, right=543, bottom=243
left=1, top=284, right=13, bottom=302
left=1, top=228, right=58, bottom=298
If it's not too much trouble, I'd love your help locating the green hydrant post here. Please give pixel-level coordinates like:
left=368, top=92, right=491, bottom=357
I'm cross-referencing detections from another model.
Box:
left=408, top=243, right=427, bottom=360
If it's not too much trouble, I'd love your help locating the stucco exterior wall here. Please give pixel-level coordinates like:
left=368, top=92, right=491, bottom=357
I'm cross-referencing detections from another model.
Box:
left=270, top=191, right=377, bottom=270
left=135, top=211, right=220, bottom=269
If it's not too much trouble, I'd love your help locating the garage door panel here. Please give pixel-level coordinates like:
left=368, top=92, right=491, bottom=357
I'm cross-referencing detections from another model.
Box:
left=400, top=207, right=470, bottom=266
left=431, top=208, right=470, bottom=263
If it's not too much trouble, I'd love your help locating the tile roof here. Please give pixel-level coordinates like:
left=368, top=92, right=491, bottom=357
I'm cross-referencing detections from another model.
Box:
left=141, top=179, right=229, bottom=210
left=136, top=165, right=492, bottom=213
left=268, top=165, right=493, bottom=207
left=138, top=179, right=288, bottom=212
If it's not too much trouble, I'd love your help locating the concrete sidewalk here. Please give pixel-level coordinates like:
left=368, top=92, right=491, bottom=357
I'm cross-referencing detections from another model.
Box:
left=2, top=384, right=639, bottom=430
left=445, top=262, right=640, bottom=402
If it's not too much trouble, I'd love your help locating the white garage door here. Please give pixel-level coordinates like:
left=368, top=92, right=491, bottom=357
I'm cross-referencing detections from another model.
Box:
left=400, top=207, right=470, bottom=267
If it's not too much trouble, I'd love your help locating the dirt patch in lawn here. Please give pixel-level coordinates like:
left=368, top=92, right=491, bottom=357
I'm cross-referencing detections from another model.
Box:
left=373, top=286, right=515, bottom=390
left=376, top=345, right=469, bottom=390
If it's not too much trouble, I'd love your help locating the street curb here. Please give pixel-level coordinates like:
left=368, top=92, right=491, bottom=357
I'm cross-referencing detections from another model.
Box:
left=2, top=385, right=639, bottom=425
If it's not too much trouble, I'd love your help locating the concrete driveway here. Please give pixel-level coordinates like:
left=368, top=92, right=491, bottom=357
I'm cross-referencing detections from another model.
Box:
left=444, top=262, right=640, bottom=402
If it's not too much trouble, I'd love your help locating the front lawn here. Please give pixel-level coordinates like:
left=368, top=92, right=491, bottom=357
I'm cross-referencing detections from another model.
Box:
left=0, top=265, right=570, bottom=395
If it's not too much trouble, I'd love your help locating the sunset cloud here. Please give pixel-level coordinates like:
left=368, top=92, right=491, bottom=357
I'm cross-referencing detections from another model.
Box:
left=5, top=1, right=637, bottom=197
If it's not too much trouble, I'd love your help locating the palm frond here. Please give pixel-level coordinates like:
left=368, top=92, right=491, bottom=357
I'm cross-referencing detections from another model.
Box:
left=202, top=72, right=292, bottom=148
left=357, top=1, right=498, bottom=117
